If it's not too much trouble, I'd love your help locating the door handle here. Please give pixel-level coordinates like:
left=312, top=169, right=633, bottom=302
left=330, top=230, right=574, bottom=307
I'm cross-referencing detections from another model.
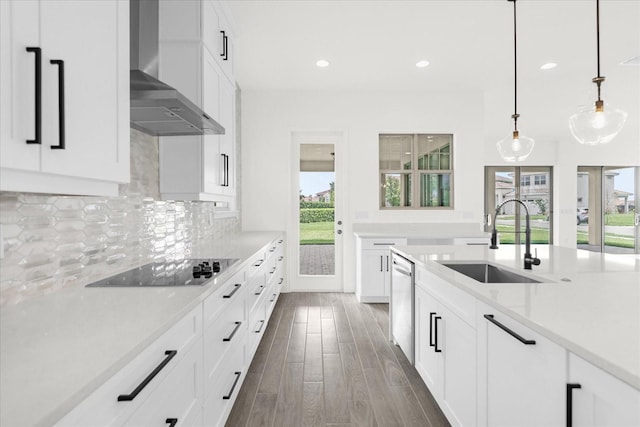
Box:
left=566, top=383, right=581, bottom=427
left=49, top=59, right=65, bottom=149
left=25, top=47, right=41, bottom=145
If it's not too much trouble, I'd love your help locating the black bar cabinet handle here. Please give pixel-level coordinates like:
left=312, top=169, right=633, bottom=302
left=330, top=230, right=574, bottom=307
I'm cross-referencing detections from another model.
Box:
left=117, top=350, right=177, bottom=401
left=429, top=312, right=437, bottom=347
left=225, top=154, right=229, bottom=186
left=49, top=59, right=65, bottom=149
left=255, top=320, right=265, bottom=333
left=223, top=283, right=241, bottom=299
left=255, top=285, right=265, bottom=296
left=278, top=278, right=284, bottom=285
left=253, top=259, right=264, bottom=267
left=270, top=293, right=277, bottom=303
left=434, top=316, right=442, bottom=353
left=165, top=418, right=178, bottom=427
left=484, top=314, right=536, bottom=345
left=278, top=256, right=284, bottom=262
left=223, top=371, right=241, bottom=400
left=566, top=383, right=581, bottom=427
left=220, top=30, right=227, bottom=58
left=380, top=255, right=383, bottom=272
left=223, top=321, right=242, bottom=342
left=25, top=47, right=41, bottom=145
left=222, top=33, right=229, bottom=61
left=386, top=255, right=389, bottom=272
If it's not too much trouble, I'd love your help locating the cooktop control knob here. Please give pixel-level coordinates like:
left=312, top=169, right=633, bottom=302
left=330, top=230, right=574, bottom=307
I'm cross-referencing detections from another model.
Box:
left=212, top=261, right=221, bottom=272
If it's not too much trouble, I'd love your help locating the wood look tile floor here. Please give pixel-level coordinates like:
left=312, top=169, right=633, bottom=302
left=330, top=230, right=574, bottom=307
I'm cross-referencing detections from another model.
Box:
left=225, top=293, right=450, bottom=427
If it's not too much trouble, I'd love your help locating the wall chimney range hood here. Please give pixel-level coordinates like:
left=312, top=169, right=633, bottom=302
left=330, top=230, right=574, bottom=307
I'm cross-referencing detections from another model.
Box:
left=130, top=0, right=225, bottom=136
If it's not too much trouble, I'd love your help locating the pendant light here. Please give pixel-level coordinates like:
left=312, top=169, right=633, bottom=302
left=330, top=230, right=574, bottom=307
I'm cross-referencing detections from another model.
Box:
left=568, top=0, right=627, bottom=145
left=497, top=0, right=534, bottom=162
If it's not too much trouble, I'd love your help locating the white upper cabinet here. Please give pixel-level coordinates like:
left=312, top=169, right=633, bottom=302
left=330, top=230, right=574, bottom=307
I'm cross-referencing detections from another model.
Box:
left=158, top=0, right=236, bottom=204
left=0, top=0, right=129, bottom=196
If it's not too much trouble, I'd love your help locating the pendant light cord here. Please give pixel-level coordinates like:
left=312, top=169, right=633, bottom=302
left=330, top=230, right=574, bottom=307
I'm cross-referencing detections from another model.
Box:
left=595, top=0, right=603, bottom=102
left=510, top=0, right=519, bottom=131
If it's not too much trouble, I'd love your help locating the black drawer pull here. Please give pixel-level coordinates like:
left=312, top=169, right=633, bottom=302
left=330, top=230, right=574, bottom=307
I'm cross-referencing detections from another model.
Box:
left=269, top=246, right=276, bottom=252
left=223, top=321, right=242, bottom=342
left=49, top=59, right=65, bottom=149
left=269, top=293, right=277, bottom=303
left=165, top=418, right=178, bottom=427
left=270, top=267, right=277, bottom=274
left=278, top=256, right=284, bottom=261
left=220, top=30, right=228, bottom=61
left=278, top=278, right=284, bottom=285
left=434, top=315, right=442, bottom=353
left=223, top=283, right=241, bottom=299
left=484, top=314, right=536, bottom=345
left=277, top=239, right=283, bottom=243
left=429, top=312, right=436, bottom=347
left=25, top=47, right=41, bottom=145
left=117, top=350, right=177, bottom=401
left=253, top=259, right=264, bottom=267
left=223, top=371, right=241, bottom=400
left=255, top=320, right=265, bottom=333
left=566, top=383, right=581, bottom=427
left=255, top=285, right=265, bottom=296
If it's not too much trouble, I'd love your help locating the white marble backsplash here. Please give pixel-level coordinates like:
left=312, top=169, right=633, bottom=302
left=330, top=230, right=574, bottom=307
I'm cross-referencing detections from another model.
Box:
left=0, top=129, right=240, bottom=307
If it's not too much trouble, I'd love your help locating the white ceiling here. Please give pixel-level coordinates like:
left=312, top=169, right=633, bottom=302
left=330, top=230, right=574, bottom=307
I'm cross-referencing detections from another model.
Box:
left=227, top=0, right=639, bottom=143
left=228, top=0, right=639, bottom=91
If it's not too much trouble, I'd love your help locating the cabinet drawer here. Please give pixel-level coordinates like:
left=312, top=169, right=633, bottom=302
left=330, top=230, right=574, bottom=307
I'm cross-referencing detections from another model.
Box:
left=247, top=271, right=267, bottom=315
left=203, top=294, right=245, bottom=389
left=360, top=238, right=407, bottom=250
left=56, top=306, right=202, bottom=426
left=203, top=343, right=245, bottom=427
left=247, top=252, right=267, bottom=277
left=124, top=338, right=203, bottom=427
left=203, top=269, right=246, bottom=328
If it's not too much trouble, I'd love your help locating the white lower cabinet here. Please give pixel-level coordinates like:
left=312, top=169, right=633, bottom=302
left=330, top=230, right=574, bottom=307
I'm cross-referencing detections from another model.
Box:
left=414, top=269, right=476, bottom=427
left=476, top=301, right=566, bottom=427
left=56, top=235, right=286, bottom=427
left=568, top=353, right=640, bottom=427
left=356, top=238, right=406, bottom=302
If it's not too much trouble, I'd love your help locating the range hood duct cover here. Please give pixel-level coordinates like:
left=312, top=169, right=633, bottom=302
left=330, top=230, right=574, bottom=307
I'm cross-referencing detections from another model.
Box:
left=129, top=0, right=225, bottom=136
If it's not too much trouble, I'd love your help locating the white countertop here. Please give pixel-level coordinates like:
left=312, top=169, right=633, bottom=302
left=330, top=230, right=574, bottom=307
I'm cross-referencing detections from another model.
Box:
left=0, top=231, right=282, bottom=427
left=353, top=222, right=488, bottom=240
left=391, top=244, right=640, bottom=390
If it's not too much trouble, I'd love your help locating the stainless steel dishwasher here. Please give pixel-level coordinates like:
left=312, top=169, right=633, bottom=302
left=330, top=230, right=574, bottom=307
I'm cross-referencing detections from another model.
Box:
left=390, top=252, right=415, bottom=365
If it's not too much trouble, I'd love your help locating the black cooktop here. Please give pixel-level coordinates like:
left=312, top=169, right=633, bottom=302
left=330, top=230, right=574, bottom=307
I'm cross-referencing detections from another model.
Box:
left=86, top=258, right=239, bottom=287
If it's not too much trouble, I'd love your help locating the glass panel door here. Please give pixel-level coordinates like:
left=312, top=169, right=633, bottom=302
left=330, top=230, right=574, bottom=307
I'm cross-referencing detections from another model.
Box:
left=299, top=144, right=335, bottom=275
left=603, top=167, right=637, bottom=254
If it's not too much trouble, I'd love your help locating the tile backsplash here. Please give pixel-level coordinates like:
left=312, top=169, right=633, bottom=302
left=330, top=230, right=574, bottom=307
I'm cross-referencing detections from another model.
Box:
left=0, top=129, right=240, bottom=307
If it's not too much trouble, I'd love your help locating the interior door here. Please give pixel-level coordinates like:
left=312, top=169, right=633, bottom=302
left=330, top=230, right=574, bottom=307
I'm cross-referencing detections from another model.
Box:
left=290, top=132, right=344, bottom=292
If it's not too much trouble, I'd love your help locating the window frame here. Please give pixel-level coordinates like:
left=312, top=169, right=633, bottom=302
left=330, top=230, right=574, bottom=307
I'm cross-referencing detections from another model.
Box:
left=379, top=133, right=454, bottom=210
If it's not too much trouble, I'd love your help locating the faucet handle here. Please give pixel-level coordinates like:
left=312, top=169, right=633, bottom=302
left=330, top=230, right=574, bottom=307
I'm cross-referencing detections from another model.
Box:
left=533, top=248, right=541, bottom=266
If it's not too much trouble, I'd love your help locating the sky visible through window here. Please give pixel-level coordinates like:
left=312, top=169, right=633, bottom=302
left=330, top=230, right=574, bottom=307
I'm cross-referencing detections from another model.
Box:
left=300, top=172, right=335, bottom=197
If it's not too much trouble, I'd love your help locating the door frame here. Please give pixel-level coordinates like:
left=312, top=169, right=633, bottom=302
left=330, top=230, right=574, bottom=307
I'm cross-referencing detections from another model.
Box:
left=289, top=130, right=346, bottom=292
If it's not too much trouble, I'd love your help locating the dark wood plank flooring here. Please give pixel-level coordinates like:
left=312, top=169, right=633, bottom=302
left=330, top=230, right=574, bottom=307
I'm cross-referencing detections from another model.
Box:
left=226, top=293, right=450, bottom=427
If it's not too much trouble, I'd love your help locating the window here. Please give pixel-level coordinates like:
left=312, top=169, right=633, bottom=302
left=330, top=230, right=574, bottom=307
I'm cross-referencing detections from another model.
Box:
left=380, top=134, right=453, bottom=209
left=485, top=166, right=553, bottom=245
left=577, top=166, right=639, bottom=254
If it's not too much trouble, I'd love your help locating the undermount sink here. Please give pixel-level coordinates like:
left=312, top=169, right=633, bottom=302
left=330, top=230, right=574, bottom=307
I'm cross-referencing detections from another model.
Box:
left=439, top=262, right=541, bottom=284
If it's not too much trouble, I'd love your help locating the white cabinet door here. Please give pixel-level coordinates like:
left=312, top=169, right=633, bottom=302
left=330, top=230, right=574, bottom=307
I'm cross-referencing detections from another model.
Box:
left=569, top=353, right=640, bottom=427
left=0, top=0, right=129, bottom=195
left=415, top=285, right=440, bottom=394
left=415, top=282, right=476, bottom=427
left=439, top=303, right=476, bottom=427
left=360, top=250, right=386, bottom=300
left=477, top=305, right=565, bottom=427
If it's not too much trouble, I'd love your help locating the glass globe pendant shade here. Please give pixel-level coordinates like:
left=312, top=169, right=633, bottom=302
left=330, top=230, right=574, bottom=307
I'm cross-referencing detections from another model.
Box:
left=496, top=130, right=535, bottom=162
left=568, top=101, right=628, bottom=145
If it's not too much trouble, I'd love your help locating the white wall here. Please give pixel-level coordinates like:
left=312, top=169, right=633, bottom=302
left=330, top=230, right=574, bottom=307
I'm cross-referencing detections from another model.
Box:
left=242, top=87, right=639, bottom=291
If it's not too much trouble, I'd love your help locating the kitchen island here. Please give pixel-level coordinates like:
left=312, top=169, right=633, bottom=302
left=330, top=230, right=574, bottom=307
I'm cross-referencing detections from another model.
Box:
left=392, top=244, right=639, bottom=426
left=0, top=231, right=283, bottom=427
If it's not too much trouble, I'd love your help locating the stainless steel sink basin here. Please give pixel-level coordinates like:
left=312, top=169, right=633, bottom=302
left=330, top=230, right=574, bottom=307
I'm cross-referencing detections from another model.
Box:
left=439, top=262, right=541, bottom=284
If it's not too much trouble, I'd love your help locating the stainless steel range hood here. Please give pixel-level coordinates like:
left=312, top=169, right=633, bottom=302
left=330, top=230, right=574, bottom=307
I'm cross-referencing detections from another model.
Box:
left=130, top=0, right=224, bottom=136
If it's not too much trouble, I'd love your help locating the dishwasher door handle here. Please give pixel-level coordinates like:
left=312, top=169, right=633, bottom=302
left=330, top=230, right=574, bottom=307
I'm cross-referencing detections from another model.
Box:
left=393, top=264, right=412, bottom=277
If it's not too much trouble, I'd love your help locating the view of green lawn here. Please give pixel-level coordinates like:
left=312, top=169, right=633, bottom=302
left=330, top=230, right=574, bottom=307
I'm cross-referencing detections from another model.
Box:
left=604, top=213, right=635, bottom=226
left=300, top=221, right=334, bottom=244
left=495, top=225, right=549, bottom=244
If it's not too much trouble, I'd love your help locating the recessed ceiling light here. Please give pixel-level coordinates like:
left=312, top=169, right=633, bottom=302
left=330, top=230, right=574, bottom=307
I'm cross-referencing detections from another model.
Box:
left=540, top=62, right=558, bottom=70
left=316, top=59, right=330, bottom=68
left=416, top=60, right=430, bottom=68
